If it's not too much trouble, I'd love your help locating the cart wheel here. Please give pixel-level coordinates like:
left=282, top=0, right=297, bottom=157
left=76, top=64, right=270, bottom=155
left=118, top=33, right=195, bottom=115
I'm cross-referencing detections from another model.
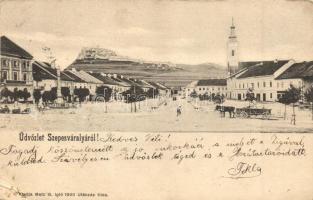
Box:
left=241, top=111, right=248, bottom=118
left=262, top=112, right=270, bottom=120
left=235, top=112, right=240, bottom=118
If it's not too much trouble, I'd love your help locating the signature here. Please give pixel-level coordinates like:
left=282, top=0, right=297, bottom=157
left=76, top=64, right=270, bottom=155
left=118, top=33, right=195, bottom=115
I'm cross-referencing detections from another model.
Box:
left=224, top=162, right=262, bottom=179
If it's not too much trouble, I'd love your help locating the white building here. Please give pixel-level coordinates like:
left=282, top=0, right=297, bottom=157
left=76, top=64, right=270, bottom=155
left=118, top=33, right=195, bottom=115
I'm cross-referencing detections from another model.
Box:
left=33, top=61, right=74, bottom=91
left=225, top=19, right=313, bottom=102
left=185, top=79, right=227, bottom=97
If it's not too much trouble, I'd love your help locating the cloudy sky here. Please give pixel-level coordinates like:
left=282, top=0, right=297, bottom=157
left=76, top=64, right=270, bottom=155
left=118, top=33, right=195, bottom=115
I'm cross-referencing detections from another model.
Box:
left=0, top=0, right=312, bottom=69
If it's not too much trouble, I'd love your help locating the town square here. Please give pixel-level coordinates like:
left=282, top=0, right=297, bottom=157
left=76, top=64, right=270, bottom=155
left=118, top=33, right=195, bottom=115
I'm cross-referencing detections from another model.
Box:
left=0, top=0, right=312, bottom=133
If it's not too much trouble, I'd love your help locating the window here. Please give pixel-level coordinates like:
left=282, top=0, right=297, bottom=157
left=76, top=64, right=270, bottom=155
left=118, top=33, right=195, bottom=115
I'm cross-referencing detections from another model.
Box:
left=232, top=50, right=235, bottom=56
left=2, top=59, right=8, bottom=66
left=270, top=81, right=272, bottom=87
left=23, top=73, right=27, bottom=81
left=199, top=88, right=201, bottom=91
left=13, top=72, right=18, bottom=80
left=270, top=93, right=272, bottom=98
left=263, top=82, right=266, bottom=87
left=251, top=83, right=254, bottom=88
left=22, top=62, right=26, bottom=70
left=13, top=60, right=19, bottom=67
left=277, top=82, right=279, bottom=88
left=257, top=82, right=259, bottom=88
left=1, top=71, right=8, bottom=80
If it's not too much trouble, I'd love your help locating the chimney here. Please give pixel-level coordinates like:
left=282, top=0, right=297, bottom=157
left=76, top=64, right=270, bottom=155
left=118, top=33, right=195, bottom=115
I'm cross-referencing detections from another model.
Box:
left=274, top=59, right=278, bottom=63
left=113, top=74, right=117, bottom=78
left=121, top=75, right=124, bottom=79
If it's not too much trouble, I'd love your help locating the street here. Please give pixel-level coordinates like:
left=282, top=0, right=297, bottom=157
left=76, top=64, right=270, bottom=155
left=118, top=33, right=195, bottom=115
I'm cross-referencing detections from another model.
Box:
left=1, top=98, right=312, bottom=133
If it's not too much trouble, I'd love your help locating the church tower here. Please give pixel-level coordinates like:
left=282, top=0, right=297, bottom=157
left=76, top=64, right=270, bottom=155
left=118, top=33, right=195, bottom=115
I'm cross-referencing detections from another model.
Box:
left=227, top=18, right=239, bottom=75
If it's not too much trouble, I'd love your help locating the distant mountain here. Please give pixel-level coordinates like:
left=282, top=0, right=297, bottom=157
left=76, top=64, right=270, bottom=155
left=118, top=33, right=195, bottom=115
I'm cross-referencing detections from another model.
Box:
left=145, top=63, right=227, bottom=87
left=66, top=47, right=227, bottom=87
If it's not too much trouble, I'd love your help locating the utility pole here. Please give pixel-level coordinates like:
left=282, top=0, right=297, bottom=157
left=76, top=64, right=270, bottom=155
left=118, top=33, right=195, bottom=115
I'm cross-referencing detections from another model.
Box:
left=311, top=102, right=313, bottom=121
left=104, top=88, right=107, bottom=113
left=133, top=86, right=137, bottom=113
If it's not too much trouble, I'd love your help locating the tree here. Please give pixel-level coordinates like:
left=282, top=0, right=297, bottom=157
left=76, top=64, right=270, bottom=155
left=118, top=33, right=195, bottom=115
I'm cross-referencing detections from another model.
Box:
left=22, top=88, right=31, bottom=101
left=189, top=90, right=198, bottom=98
left=121, top=86, right=146, bottom=103
left=1, top=87, right=12, bottom=102
left=13, top=88, right=19, bottom=102
left=146, top=88, right=159, bottom=98
left=304, top=86, right=313, bottom=120
left=304, top=86, right=313, bottom=102
left=61, top=87, right=71, bottom=101
left=278, top=85, right=301, bottom=125
left=96, top=86, right=112, bottom=102
left=17, top=90, right=24, bottom=101
left=74, top=87, right=90, bottom=103
left=42, top=91, right=50, bottom=103
left=50, top=87, right=58, bottom=102
left=245, top=88, right=256, bottom=107
left=41, top=88, right=57, bottom=103
left=33, top=89, right=42, bottom=105
left=213, top=94, right=225, bottom=104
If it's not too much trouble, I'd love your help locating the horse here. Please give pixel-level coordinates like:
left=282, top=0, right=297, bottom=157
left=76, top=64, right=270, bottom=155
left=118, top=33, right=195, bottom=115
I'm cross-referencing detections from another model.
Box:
left=215, top=105, right=235, bottom=118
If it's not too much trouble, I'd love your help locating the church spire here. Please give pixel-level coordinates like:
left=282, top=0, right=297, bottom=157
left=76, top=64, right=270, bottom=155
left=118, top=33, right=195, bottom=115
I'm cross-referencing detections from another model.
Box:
left=229, top=17, right=237, bottom=40
left=227, top=17, right=239, bottom=75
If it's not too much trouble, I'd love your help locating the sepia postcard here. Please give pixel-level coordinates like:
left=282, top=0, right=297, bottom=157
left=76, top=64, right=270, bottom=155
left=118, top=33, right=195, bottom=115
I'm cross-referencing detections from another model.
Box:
left=0, top=0, right=312, bottom=199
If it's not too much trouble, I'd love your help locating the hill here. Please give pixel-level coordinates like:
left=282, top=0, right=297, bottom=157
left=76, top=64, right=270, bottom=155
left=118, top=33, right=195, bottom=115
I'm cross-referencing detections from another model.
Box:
left=66, top=48, right=228, bottom=87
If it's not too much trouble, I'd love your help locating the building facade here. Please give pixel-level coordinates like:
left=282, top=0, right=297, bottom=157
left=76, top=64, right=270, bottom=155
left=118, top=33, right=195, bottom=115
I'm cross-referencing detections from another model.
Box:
left=185, top=79, right=227, bottom=97
left=0, top=36, right=34, bottom=96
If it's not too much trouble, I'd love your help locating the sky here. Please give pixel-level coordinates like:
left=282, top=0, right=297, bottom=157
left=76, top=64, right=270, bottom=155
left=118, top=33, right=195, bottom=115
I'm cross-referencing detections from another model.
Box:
left=0, top=0, right=312, bottom=69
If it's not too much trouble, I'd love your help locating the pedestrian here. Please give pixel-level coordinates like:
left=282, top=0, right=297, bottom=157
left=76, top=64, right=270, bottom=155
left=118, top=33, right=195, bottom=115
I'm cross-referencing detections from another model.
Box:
left=177, top=106, right=182, bottom=117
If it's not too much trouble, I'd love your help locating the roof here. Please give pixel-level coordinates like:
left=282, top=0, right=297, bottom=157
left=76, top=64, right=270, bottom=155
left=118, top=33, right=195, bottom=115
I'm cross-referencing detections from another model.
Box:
left=197, top=79, right=227, bottom=86
left=63, top=71, right=86, bottom=83
left=0, top=36, right=33, bottom=59
left=108, top=76, right=131, bottom=87
left=238, top=61, right=261, bottom=70
left=237, top=60, right=289, bottom=79
left=129, top=78, right=152, bottom=88
left=276, top=61, right=313, bottom=80
left=75, top=70, right=103, bottom=84
left=88, top=72, right=121, bottom=85
left=113, top=76, right=134, bottom=87
left=32, top=61, right=74, bottom=82
left=147, top=81, right=160, bottom=89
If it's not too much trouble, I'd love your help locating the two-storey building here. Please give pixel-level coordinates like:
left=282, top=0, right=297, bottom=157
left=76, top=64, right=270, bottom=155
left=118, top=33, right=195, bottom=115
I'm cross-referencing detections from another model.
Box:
left=0, top=36, right=33, bottom=95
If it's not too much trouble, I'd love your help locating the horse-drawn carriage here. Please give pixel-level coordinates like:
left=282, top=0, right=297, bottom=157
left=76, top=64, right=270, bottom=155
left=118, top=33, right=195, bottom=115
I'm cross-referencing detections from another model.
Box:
left=215, top=105, right=271, bottom=120
left=235, top=107, right=271, bottom=119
